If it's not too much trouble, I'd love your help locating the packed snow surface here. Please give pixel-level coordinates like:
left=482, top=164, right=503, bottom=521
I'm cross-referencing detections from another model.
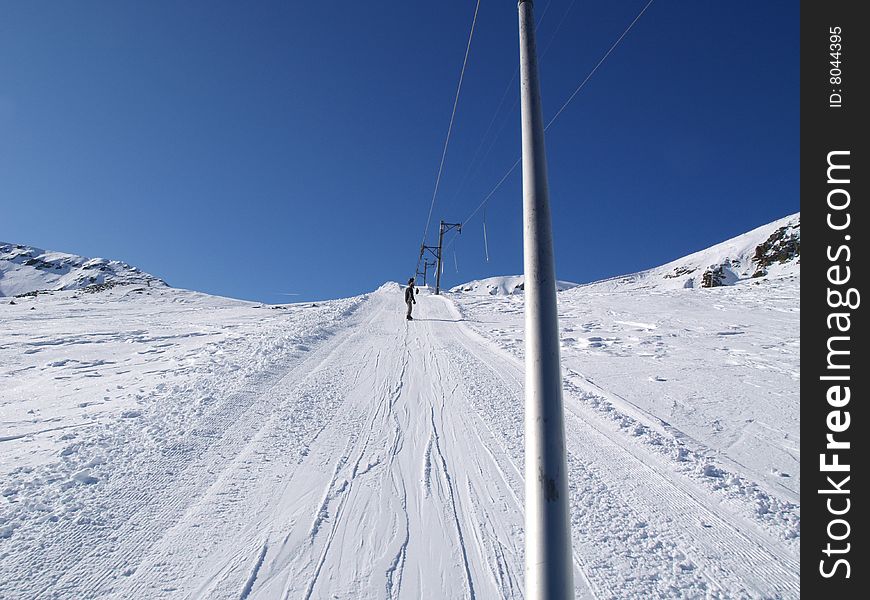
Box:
left=0, top=216, right=799, bottom=598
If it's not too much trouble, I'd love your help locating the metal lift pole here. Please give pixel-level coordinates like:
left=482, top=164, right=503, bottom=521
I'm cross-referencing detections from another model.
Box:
left=434, top=221, right=462, bottom=295
left=518, top=0, right=574, bottom=598
left=435, top=221, right=446, bottom=295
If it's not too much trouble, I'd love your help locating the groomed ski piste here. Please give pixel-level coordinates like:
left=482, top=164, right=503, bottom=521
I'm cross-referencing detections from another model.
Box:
left=1, top=215, right=799, bottom=599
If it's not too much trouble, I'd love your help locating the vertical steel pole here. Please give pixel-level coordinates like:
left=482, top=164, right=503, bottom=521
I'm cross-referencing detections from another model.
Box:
left=518, top=1, right=574, bottom=598
left=435, top=220, right=445, bottom=295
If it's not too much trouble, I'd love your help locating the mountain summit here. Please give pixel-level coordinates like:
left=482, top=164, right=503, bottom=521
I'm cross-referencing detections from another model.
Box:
left=0, top=242, right=165, bottom=297
left=450, top=213, right=800, bottom=295
left=609, top=213, right=800, bottom=291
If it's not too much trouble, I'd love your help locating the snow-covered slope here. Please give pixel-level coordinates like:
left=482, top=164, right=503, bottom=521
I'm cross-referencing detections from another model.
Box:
left=450, top=213, right=799, bottom=296
left=451, top=214, right=800, bottom=497
left=588, top=213, right=800, bottom=291
left=0, top=242, right=165, bottom=297
left=0, top=217, right=800, bottom=599
left=451, top=275, right=578, bottom=295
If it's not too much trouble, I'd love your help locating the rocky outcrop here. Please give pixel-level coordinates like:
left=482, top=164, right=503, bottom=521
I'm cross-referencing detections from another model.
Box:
left=664, top=266, right=697, bottom=279
left=751, top=219, right=800, bottom=278
left=701, top=265, right=727, bottom=288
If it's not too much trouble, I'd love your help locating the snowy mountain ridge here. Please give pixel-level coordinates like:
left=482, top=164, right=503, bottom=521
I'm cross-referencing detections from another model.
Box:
left=3, top=213, right=798, bottom=300
left=0, top=242, right=165, bottom=297
left=582, top=213, right=800, bottom=292
left=450, top=275, right=578, bottom=296
left=452, top=213, right=799, bottom=295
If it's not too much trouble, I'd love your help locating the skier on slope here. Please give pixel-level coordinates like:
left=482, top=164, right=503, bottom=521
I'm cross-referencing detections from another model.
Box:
left=405, top=277, right=416, bottom=320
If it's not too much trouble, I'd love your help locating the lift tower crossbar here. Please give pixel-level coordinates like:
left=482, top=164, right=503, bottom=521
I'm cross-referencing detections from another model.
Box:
left=435, top=221, right=461, bottom=295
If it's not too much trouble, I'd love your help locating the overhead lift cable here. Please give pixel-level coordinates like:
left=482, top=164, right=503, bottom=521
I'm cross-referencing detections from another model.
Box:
left=446, top=0, right=561, bottom=213
left=458, top=0, right=656, bottom=233
left=539, top=0, right=578, bottom=60
left=545, top=0, right=655, bottom=130
left=416, top=0, right=482, bottom=272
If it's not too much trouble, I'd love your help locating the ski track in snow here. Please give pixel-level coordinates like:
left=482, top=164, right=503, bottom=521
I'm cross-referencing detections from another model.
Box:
left=0, top=282, right=799, bottom=598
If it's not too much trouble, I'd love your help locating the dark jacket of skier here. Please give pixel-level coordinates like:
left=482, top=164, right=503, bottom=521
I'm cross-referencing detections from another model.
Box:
left=405, top=278, right=416, bottom=320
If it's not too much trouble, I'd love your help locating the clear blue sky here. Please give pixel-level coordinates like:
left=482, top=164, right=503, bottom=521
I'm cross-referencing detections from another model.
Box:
left=0, top=1, right=798, bottom=303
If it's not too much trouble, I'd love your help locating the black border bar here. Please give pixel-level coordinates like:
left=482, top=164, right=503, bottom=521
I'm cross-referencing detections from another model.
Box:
left=802, top=0, right=868, bottom=595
